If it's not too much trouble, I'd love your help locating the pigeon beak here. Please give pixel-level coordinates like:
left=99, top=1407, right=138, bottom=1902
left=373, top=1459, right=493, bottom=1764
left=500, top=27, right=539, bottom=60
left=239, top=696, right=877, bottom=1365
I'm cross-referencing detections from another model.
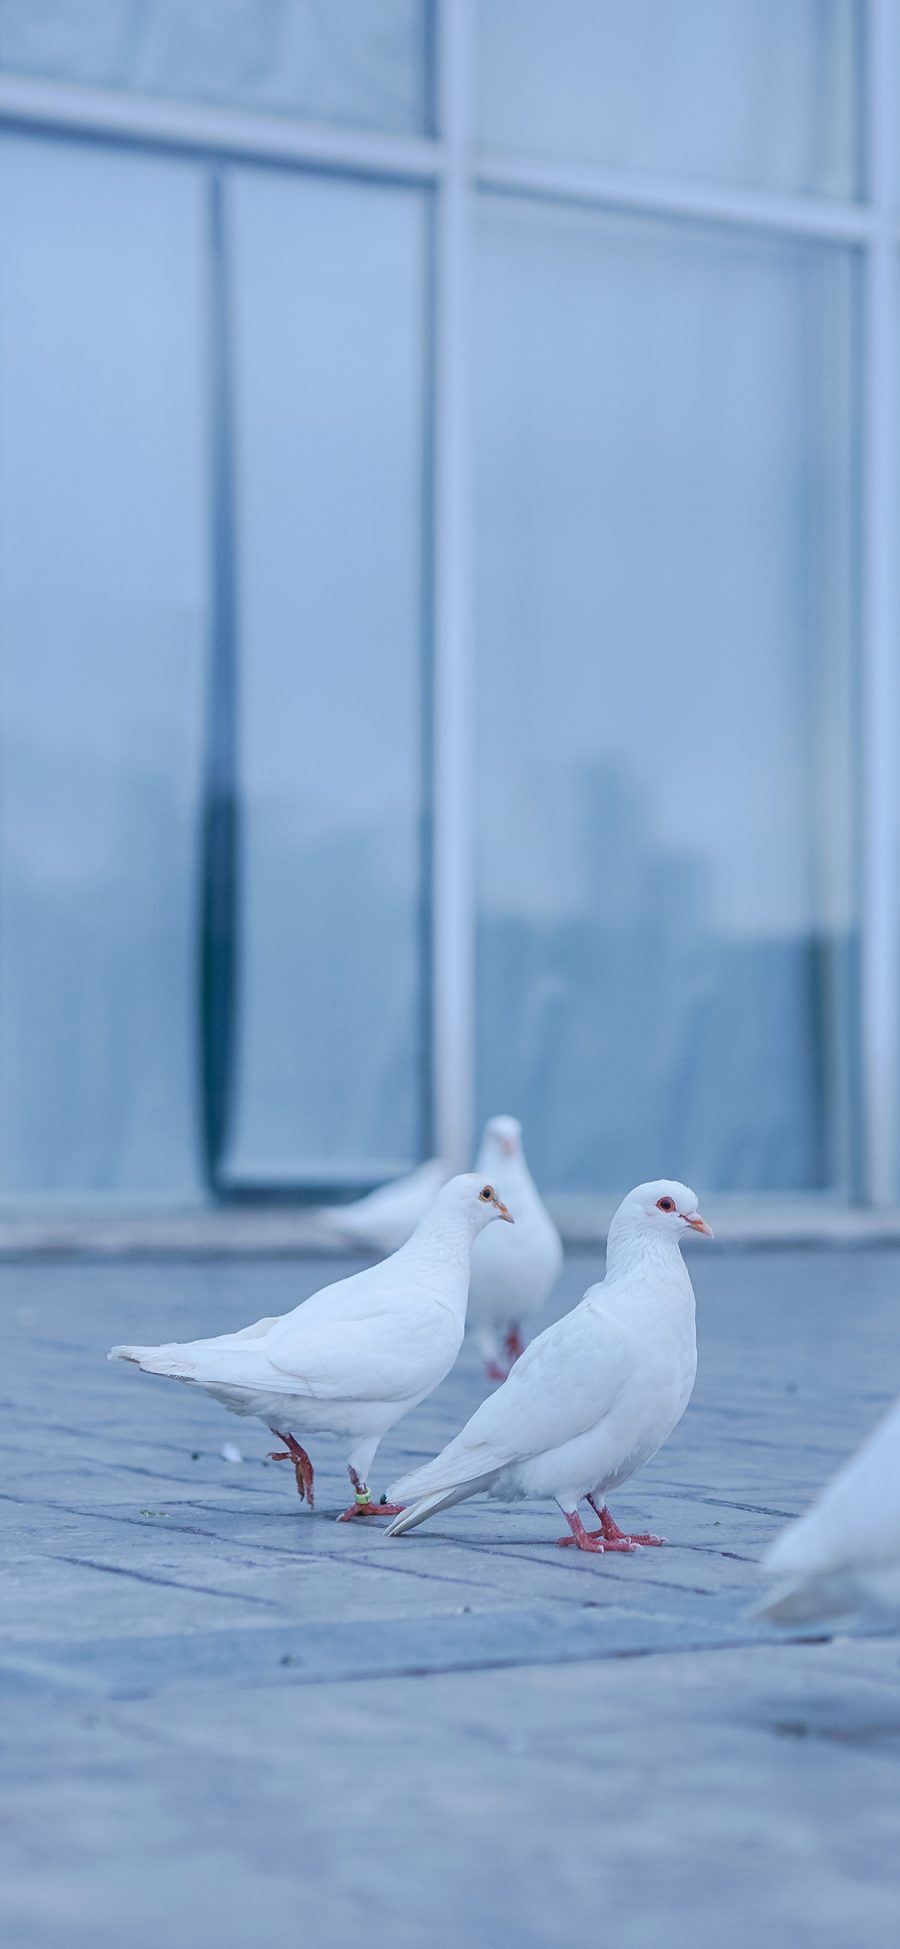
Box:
left=501, top=1138, right=517, bottom=1157
left=493, top=1197, right=514, bottom=1223
left=684, top=1213, right=714, bottom=1238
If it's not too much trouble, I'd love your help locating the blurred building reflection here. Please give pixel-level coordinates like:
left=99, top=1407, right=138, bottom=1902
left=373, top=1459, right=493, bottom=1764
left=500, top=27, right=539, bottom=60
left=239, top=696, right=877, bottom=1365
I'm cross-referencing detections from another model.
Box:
left=0, top=3, right=885, bottom=1205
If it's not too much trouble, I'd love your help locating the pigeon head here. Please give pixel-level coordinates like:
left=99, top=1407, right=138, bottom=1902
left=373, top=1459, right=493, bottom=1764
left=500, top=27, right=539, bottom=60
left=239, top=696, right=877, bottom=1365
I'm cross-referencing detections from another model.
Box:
left=431, top=1172, right=515, bottom=1233
left=613, top=1180, right=713, bottom=1245
left=480, top=1115, right=522, bottom=1160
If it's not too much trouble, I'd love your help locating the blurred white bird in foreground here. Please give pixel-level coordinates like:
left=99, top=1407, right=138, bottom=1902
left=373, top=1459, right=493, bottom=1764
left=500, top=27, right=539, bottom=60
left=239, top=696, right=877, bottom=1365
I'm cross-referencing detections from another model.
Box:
left=756, top=1394, right=900, bottom=1626
left=469, top=1115, right=563, bottom=1380
left=110, top=1175, right=512, bottom=1521
left=317, top=1157, right=450, bottom=1255
left=387, top=1180, right=711, bottom=1551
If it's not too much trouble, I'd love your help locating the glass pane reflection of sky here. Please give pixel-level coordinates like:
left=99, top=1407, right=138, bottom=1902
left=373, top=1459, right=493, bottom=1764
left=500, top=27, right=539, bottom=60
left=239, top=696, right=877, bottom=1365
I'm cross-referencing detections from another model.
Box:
left=474, top=197, right=858, bottom=1195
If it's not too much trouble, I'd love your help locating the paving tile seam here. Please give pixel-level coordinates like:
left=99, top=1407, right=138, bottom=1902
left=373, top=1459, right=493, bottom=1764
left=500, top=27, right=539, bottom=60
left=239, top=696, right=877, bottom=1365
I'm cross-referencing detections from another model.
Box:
left=324, top=1548, right=508, bottom=1593
left=393, top=1531, right=749, bottom=1590
left=143, top=1519, right=517, bottom=1586
left=2, top=1492, right=325, bottom=1552
left=18, top=1495, right=763, bottom=1580
left=355, top=1551, right=731, bottom=1600
left=358, top=1535, right=697, bottom=1582
left=648, top=1487, right=799, bottom=1518
left=684, top=1434, right=845, bottom=1459
left=45, top=1553, right=285, bottom=1611
left=56, top=1512, right=481, bottom=1579
left=356, top=1528, right=729, bottom=1590
left=33, top=1519, right=540, bottom=1597
left=0, top=1625, right=862, bottom=1706
left=37, top=1458, right=285, bottom=1493
left=11, top=1485, right=765, bottom=1586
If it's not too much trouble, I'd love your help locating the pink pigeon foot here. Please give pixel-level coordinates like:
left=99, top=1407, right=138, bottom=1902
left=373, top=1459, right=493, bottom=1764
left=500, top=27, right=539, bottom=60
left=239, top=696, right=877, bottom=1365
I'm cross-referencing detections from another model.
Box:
left=485, top=1359, right=510, bottom=1384
left=485, top=1325, right=526, bottom=1383
left=590, top=1497, right=666, bottom=1547
left=269, top=1432, right=315, bottom=1506
left=555, top=1510, right=636, bottom=1553
left=336, top=1467, right=405, bottom=1522
left=336, top=1498, right=406, bottom=1522
left=503, top=1324, right=525, bottom=1365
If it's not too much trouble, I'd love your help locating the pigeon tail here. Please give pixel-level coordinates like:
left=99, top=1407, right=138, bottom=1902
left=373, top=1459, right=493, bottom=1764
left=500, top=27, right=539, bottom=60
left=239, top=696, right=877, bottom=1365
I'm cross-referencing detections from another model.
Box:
left=385, top=1474, right=499, bottom=1537
left=108, top=1315, right=280, bottom=1382
left=108, top=1345, right=197, bottom=1382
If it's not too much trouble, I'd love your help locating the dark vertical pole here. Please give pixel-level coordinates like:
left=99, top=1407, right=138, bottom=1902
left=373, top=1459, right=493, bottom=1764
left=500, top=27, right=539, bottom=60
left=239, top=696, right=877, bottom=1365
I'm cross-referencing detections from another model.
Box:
left=199, top=170, right=240, bottom=1190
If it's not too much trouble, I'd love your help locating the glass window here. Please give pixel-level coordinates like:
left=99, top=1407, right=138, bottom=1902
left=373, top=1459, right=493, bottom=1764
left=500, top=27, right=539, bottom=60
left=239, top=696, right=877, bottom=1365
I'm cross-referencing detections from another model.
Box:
left=0, top=134, right=208, bottom=1199
left=477, top=0, right=861, bottom=201
left=474, top=197, right=858, bottom=1195
left=223, top=170, right=428, bottom=1186
left=0, top=0, right=431, bottom=136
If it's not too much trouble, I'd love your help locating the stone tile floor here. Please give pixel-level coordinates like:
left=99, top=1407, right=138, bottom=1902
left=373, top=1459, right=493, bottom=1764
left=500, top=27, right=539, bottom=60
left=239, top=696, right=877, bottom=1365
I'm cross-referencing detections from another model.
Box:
left=2, top=1244, right=900, bottom=1948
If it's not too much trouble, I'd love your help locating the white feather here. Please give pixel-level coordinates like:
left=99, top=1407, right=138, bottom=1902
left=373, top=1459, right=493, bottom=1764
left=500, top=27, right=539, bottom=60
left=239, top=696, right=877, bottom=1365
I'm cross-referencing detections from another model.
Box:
left=756, top=1393, right=900, bottom=1625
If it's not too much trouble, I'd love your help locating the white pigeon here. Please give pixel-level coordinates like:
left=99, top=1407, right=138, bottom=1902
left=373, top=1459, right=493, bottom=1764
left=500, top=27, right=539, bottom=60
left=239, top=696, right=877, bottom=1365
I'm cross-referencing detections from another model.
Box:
left=756, top=1393, right=900, bottom=1626
left=386, top=1180, right=712, bottom=1551
left=317, top=1157, right=451, bottom=1255
left=468, top=1115, right=563, bottom=1380
left=109, top=1174, right=512, bottom=1521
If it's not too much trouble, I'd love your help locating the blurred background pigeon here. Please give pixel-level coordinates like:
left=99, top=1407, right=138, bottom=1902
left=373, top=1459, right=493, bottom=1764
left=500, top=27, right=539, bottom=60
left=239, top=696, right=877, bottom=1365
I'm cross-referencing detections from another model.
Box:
left=468, top=1115, right=563, bottom=1379
left=317, top=1157, right=451, bottom=1255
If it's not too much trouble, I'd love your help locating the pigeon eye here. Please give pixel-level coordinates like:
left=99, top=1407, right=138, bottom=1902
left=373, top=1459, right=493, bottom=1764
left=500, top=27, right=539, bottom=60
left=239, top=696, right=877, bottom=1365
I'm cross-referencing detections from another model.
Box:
left=480, top=1184, right=493, bottom=1202
left=656, top=1196, right=676, bottom=1213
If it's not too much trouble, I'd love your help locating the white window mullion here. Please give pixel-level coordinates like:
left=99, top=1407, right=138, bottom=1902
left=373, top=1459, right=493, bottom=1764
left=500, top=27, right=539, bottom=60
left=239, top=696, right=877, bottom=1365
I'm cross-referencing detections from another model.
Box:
left=860, top=0, right=898, bottom=1203
left=431, top=0, right=475, bottom=1169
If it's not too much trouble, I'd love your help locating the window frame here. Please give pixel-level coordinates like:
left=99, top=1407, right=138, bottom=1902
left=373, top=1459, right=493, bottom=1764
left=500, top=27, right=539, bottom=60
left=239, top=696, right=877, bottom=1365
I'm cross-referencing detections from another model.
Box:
left=0, top=0, right=894, bottom=1207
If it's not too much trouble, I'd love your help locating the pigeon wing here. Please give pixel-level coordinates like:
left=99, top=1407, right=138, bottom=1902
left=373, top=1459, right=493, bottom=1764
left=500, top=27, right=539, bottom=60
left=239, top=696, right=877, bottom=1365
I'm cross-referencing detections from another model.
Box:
left=265, top=1309, right=441, bottom=1405
left=391, top=1302, right=630, bottom=1501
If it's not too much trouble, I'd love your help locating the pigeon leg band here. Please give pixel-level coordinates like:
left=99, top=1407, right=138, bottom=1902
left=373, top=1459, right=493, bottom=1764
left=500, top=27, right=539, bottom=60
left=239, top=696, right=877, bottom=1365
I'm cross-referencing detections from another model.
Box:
left=336, top=1468, right=406, bottom=1523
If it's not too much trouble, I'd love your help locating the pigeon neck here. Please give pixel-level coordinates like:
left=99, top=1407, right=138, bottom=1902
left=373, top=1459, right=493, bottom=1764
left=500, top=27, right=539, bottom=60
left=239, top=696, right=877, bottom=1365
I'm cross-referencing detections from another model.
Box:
left=604, top=1213, right=690, bottom=1284
left=399, top=1204, right=480, bottom=1282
